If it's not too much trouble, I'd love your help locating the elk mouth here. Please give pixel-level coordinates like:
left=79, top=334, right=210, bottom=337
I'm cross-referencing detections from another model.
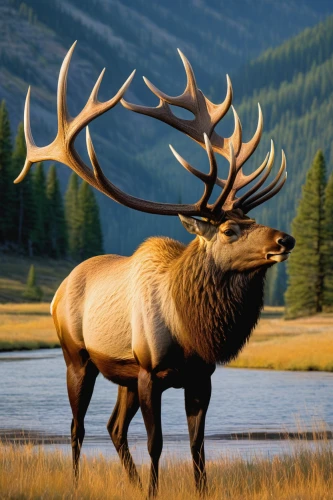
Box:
left=266, top=252, right=291, bottom=263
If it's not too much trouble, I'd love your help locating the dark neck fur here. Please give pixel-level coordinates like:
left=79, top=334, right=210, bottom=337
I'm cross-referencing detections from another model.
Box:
left=171, top=239, right=267, bottom=364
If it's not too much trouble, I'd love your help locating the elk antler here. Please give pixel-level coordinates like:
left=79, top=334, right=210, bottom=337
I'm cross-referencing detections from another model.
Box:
left=121, top=49, right=287, bottom=213
left=15, top=43, right=286, bottom=222
left=14, top=42, right=239, bottom=222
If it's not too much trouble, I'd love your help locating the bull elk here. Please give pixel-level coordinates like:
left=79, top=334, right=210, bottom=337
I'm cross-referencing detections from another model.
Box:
left=15, top=42, right=295, bottom=497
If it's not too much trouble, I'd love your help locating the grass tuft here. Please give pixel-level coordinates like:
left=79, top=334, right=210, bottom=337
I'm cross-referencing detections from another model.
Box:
left=0, top=442, right=332, bottom=499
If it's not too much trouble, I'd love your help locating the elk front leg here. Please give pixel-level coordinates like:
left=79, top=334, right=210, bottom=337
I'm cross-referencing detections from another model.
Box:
left=138, top=368, right=163, bottom=498
left=185, top=374, right=212, bottom=495
left=107, top=385, right=141, bottom=486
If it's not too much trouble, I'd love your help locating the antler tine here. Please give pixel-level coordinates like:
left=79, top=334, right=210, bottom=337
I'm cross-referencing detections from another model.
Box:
left=86, top=126, right=143, bottom=208
left=242, top=151, right=287, bottom=212
left=57, top=40, right=76, bottom=130
left=233, top=140, right=275, bottom=208
left=199, top=133, right=218, bottom=208
left=141, top=49, right=200, bottom=112
left=215, top=119, right=267, bottom=194
left=209, top=75, right=233, bottom=128
left=243, top=172, right=287, bottom=213
left=177, top=49, right=199, bottom=103
left=214, top=142, right=271, bottom=211
left=234, top=103, right=263, bottom=169
left=24, top=86, right=35, bottom=148
left=14, top=87, right=35, bottom=184
left=169, top=145, right=208, bottom=182
left=211, top=142, right=237, bottom=212
left=169, top=133, right=218, bottom=211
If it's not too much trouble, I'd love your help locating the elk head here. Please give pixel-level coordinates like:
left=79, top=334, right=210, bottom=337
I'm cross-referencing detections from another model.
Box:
left=14, top=42, right=295, bottom=271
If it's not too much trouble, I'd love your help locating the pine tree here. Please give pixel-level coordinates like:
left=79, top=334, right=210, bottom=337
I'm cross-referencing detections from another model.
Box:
left=323, top=171, right=333, bottom=309
left=0, top=100, right=13, bottom=243
left=11, top=122, right=35, bottom=252
left=77, top=181, right=103, bottom=260
left=31, top=162, right=48, bottom=255
left=285, top=150, right=327, bottom=318
left=46, top=164, right=67, bottom=258
left=22, top=264, right=43, bottom=301
left=64, top=172, right=80, bottom=259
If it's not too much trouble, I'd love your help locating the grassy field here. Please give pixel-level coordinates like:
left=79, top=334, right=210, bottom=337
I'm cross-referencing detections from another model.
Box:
left=0, top=303, right=59, bottom=351
left=0, top=304, right=333, bottom=371
left=0, top=253, right=75, bottom=303
left=0, top=441, right=332, bottom=499
left=229, top=308, right=333, bottom=372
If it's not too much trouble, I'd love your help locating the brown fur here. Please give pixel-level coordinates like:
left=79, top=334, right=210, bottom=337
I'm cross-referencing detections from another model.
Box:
left=170, top=238, right=266, bottom=364
left=89, top=352, right=139, bottom=387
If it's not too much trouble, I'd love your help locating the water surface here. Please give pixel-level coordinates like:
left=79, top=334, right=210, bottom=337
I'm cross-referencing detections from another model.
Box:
left=0, top=349, right=332, bottom=462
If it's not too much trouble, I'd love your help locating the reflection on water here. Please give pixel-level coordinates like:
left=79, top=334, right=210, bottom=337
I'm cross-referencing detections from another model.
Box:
left=0, top=349, right=332, bottom=461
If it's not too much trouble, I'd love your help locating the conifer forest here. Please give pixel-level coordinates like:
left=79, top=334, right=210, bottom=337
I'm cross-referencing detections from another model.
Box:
left=0, top=101, right=103, bottom=260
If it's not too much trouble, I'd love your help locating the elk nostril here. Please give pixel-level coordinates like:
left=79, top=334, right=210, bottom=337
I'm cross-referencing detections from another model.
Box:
left=278, top=235, right=295, bottom=250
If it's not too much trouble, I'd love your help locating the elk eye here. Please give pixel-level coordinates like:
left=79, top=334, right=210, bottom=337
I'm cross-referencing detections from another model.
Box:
left=224, top=229, right=234, bottom=237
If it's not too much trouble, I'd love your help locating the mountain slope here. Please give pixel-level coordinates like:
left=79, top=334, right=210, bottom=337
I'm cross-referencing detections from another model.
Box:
left=1, top=0, right=333, bottom=259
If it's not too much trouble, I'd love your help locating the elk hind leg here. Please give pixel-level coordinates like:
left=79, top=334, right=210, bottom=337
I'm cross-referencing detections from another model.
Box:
left=107, top=385, right=141, bottom=486
left=66, top=351, right=99, bottom=480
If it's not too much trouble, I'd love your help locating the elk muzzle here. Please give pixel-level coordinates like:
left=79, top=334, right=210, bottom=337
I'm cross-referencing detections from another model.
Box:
left=266, top=233, right=295, bottom=262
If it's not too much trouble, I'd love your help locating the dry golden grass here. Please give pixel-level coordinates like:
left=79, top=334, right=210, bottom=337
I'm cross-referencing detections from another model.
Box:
left=0, top=303, right=58, bottom=351
left=229, top=308, right=333, bottom=371
left=0, top=442, right=332, bottom=499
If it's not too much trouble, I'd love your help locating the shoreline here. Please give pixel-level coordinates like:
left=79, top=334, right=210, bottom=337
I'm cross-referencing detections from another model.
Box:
left=1, top=428, right=332, bottom=446
left=0, top=342, right=60, bottom=353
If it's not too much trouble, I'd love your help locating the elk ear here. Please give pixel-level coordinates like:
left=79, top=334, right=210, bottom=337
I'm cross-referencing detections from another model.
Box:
left=178, top=215, right=216, bottom=241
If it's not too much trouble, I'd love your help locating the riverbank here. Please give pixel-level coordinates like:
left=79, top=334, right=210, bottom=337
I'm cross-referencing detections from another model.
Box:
left=1, top=304, right=332, bottom=372
left=0, top=303, right=59, bottom=351
left=1, top=441, right=332, bottom=499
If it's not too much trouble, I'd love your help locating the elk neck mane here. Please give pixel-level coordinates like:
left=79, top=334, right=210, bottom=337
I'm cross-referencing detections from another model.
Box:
left=169, top=237, right=267, bottom=364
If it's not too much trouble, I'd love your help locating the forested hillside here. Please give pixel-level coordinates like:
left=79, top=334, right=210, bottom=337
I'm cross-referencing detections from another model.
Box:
left=233, top=15, right=333, bottom=230
left=1, top=1, right=333, bottom=304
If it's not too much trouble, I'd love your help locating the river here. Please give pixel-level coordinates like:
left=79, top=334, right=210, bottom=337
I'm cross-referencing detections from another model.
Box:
left=0, top=349, right=332, bottom=462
